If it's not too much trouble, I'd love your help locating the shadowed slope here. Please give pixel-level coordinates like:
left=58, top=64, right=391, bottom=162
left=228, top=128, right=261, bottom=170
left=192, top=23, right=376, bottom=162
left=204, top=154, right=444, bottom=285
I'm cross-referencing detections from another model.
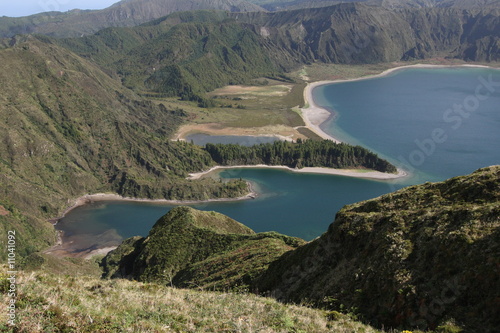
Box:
left=256, top=166, right=500, bottom=332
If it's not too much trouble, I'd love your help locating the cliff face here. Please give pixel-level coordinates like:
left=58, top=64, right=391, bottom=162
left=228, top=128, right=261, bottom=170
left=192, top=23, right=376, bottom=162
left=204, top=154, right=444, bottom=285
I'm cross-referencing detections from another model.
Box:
left=250, top=0, right=500, bottom=11
left=236, top=4, right=500, bottom=66
left=256, top=166, right=500, bottom=332
left=52, top=4, right=500, bottom=97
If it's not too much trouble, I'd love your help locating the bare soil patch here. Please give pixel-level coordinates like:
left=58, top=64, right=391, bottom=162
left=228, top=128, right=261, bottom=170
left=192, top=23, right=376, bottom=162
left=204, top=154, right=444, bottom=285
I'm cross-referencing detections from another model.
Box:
left=174, top=123, right=306, bottom=141
left=0, top=205, right=9, bottom=216
left=211, top=84, right=293, bottom=97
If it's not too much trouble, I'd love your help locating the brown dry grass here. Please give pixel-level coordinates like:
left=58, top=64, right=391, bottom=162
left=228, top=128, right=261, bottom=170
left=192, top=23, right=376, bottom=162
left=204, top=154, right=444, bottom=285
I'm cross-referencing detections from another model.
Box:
left=0, top=265, right=383, bottom=332
left=0, top=205, right=9, bottom=216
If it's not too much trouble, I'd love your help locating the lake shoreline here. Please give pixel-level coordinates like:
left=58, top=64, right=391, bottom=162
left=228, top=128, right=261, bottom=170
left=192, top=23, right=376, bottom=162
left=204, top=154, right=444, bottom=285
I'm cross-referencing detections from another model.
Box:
left=300, top=63, right=498, bottom=144
left=49, top=63, right=498, bottom=258
left=54, top=185, right=258, bottom=223
left=188, top=164, right=407, bottom=180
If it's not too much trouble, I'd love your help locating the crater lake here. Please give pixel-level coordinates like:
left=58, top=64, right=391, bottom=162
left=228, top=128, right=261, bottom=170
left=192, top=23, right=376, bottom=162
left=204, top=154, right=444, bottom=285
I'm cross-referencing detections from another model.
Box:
left=57, top=66, right=500, bottom=253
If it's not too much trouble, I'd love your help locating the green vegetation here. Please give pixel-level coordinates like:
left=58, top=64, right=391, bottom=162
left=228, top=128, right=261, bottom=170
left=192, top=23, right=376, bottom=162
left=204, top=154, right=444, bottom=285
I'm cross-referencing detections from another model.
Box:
left=56, top=14, right=282, bottom=102
left=0, top=264, right=383, bottom=332
left=102, top=206, right=305, bottom=291
left=187, top=79, right=306, bottom=135
left=256, top=166, right=500, bottom=332
left=51, top=4, right=500, bottom=104
left=0, top=3, right=499, bottom=332
left=3, top=165, right=499, bottom=332
left=205, top=140, right=398, bottom=173
left=101, top=167, right=500, bottom=332
left=0, top=0, right=264, bottom=38
left=1, top=1, right=498, bottom=40
left=0, top=36, right=248, bottom=257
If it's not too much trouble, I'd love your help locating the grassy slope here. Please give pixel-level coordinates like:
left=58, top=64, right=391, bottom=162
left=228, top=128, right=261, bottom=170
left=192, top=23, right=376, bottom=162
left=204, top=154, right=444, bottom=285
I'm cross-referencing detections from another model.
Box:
left=0, top=36, right=248, bottom=257
left=256, top=166, right=500, bottom=332
left=0, top=264, right=382, bottom=332
left=102, top=206, right=306, bottom=291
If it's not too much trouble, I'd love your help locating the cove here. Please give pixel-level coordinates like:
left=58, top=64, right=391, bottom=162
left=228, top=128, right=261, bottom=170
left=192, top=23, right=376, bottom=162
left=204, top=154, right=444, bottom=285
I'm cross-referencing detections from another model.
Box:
left=57, top=67, right=500, bottom=252
left=57, top=169, right=402, bottom=252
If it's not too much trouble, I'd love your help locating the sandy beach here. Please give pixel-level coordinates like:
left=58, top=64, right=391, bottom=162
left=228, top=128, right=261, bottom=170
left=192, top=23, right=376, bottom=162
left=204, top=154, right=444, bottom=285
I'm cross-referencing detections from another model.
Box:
left=188, top=164, right=406, bottom=180
left=57, top=64, right=490, bottom=223
left=48, top=63, right=498, bottom=258
left=189, top=66, right=469, bottom=182
left=56, top=189, right=258, bottom=222
left=46, top=188, right=258, bottom=258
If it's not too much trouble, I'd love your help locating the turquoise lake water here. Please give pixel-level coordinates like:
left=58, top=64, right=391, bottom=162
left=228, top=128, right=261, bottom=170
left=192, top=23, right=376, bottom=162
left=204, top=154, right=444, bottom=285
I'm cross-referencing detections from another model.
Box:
left=315, top=67, right=500, bottom=183
left=58, top=67, right=500, bottom=250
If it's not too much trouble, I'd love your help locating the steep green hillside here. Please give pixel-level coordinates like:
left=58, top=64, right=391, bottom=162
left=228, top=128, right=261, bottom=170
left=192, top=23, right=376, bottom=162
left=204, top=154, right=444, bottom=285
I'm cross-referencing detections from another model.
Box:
left=0, top=0, right=265, bottom=38
left=0, top=36, right=248, bottom=257
left=102, top=206, right=305, bottom=290
left=256, top=166, right=500, bottom=332
left=55, top=4, right=500, bottom=99
left=56, top=12, right=281, bottom=99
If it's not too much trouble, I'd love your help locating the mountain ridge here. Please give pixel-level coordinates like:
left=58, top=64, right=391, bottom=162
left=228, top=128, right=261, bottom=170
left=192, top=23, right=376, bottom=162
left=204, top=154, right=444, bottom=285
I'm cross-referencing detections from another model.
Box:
left=0, top=0, right=265, bottom=38
left=1, top=0, right=498, bottom=38
left=52, top=4, right=500, bottom=99
left=255, top=165, right=500, bottom=332
left=247, top=0, right=500, bottom=11
left=100, top=166, right=500, bottom=332
left=102, top=206, right=306, bottom=290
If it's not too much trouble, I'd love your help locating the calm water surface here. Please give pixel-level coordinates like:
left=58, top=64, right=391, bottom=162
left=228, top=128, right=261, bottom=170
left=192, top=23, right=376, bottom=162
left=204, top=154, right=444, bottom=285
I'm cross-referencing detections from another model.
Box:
left=58, top=67, right=500, bottom=249
left=315, top=67, right=500, bottom=182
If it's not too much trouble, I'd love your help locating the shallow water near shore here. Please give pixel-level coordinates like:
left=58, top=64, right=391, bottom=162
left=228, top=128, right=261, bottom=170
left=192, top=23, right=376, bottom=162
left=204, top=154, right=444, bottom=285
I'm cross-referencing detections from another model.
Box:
left=58, top=67, right=500, bottom=251
left=315, top=67, right=500, bottom=182
left=58, top=169, right=402, bottom=250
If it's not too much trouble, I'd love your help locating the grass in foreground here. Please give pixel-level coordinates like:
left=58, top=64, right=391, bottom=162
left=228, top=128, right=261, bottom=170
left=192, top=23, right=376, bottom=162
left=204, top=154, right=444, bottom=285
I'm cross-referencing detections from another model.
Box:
left=1, top=265, right=383, bottom=332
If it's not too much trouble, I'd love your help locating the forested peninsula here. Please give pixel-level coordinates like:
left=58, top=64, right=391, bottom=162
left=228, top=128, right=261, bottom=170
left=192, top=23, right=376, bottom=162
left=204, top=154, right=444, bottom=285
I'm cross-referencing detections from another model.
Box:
left=205, top=140, right=398, bottom=173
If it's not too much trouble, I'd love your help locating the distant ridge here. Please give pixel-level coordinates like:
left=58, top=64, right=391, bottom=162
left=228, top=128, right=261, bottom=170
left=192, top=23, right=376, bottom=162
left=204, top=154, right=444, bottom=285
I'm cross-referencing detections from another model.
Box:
left=1, top=0, right=498, bottom=38
left=52, top=3, right=500, bottom=99
left=247, top=0, right=500, bottom=11
left=0, top=0, right=265, bottom=38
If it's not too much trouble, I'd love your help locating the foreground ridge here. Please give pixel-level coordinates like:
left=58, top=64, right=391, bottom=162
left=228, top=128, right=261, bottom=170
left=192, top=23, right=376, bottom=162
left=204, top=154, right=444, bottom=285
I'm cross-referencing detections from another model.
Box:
left=256, top=166, right=500, bottom=332
left=0, top=264, right=381, bottom=332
